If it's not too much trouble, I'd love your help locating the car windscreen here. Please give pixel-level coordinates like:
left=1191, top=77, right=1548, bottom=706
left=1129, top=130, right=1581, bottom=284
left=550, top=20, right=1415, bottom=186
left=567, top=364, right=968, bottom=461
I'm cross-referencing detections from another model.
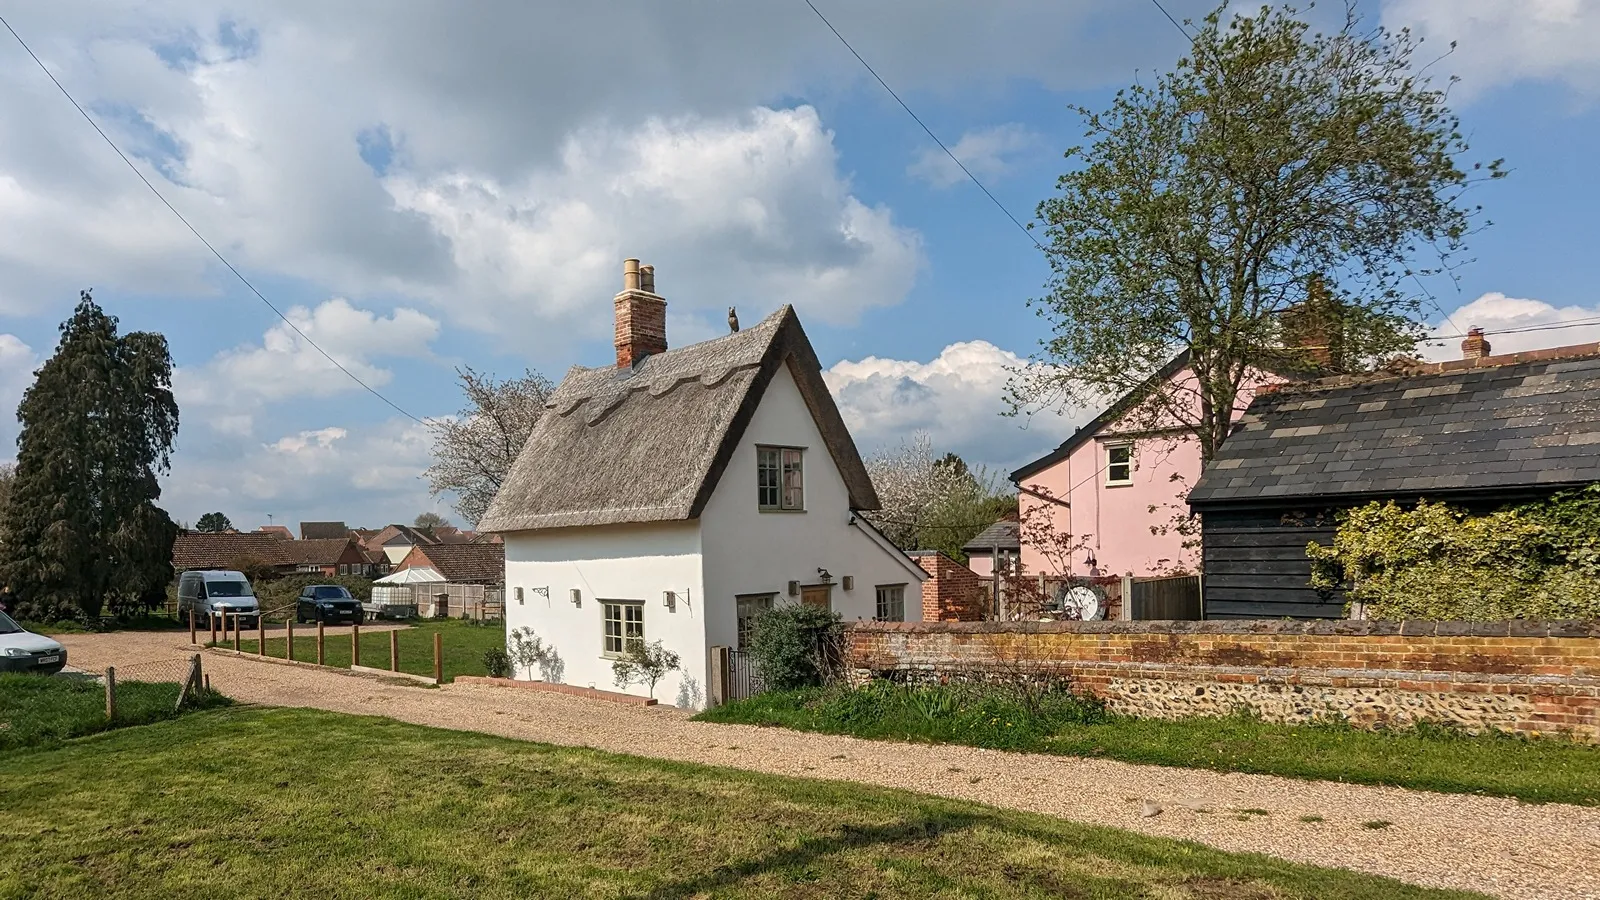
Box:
left=0, top=611, right=20, bottom=634
left=311, top=586, right=353, bottom=600
left=204, top=581, right=254, bottom=598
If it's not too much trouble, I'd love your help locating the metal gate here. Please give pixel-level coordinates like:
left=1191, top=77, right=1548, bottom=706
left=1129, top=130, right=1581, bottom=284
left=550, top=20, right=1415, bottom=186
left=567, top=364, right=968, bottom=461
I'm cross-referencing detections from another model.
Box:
left=1128, top=574, right=1202, bottom=620
left=708, top=646, right=765, bottom=706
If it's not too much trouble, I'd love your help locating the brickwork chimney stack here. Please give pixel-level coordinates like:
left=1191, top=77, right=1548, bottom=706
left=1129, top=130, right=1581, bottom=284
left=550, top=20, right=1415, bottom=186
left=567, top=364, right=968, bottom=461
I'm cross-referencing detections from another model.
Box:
left=1462, top=327, right=1491, bottom=360
left=615, top=258, right=667, bottom=369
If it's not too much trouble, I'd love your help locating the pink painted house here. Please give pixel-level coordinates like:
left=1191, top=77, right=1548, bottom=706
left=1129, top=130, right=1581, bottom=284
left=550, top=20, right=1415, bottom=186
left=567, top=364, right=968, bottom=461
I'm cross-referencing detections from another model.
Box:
left=1010, top=352, right=1272, bottom=578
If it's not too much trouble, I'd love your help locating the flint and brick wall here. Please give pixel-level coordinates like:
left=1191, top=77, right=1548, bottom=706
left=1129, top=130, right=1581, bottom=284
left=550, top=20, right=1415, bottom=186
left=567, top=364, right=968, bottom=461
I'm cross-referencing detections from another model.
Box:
left=846, top=619, right=1600, bottom=740
left=910, top=553, right=986, bottom=622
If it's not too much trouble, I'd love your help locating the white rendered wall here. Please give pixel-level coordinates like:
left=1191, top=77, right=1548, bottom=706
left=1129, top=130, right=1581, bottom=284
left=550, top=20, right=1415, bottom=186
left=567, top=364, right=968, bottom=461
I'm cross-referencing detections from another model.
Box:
left=699, top=360, right=925, bottom=651
left=502, top=520, right=707, bottom=708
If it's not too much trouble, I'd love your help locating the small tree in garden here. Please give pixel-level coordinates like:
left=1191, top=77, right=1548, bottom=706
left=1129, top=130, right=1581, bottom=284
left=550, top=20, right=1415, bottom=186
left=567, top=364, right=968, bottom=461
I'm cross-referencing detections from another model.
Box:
left=747, top=604, right=844, bottom=691
left=507, top=627, right=546, bottom=680
left=612, top=640, right=681, bottom=699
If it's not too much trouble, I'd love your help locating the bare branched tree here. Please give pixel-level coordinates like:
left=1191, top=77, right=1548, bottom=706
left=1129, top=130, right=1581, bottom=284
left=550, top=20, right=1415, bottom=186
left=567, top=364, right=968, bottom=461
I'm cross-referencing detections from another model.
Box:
left=426, top=367, right=554, bottom=526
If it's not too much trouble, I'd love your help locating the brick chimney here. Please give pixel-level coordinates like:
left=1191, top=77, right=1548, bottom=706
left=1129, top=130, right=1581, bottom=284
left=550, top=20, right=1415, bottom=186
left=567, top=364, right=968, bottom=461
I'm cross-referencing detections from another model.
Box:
left=1280, top=274, right=1341, bottom=370
left=614, top=258, right=666, bottom=368
left=1461, top=327, right=1491, bottom=360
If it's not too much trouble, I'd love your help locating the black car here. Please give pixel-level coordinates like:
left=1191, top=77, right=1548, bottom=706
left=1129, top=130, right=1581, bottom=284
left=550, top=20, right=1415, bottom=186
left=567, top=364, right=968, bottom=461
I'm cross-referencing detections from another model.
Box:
left=295, top=586, right=363, bottom=624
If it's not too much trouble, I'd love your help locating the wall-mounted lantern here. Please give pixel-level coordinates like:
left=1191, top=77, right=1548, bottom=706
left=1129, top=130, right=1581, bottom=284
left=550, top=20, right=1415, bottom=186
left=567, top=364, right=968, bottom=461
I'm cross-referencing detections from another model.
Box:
left=663, top=590, right=677, bottom=612
left=570, top=588, right=582, bottom=607
left=817, top=567, right=833, bottom=585
left=787, top=580, right=799, bottom=597
left=841, top=575, right=854, bottom=591
left=516, top=586, right=525, bottom=605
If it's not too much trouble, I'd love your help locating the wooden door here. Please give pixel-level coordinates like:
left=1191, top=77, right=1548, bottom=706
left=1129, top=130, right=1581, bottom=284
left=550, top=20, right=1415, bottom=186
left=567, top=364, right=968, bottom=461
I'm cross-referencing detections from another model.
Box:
left=800, top=585, right=832, bottom=610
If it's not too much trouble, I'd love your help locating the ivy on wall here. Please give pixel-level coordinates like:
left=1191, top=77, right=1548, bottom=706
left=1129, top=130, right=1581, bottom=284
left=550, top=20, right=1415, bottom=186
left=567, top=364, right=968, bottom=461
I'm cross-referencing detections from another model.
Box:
left=1307, top=486, right=1600, bottom=621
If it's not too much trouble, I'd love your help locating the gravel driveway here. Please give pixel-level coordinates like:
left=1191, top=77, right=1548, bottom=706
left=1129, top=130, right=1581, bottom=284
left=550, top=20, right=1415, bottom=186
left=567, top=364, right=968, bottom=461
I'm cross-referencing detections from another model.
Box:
left=53, top=629, right=1600, bottom=900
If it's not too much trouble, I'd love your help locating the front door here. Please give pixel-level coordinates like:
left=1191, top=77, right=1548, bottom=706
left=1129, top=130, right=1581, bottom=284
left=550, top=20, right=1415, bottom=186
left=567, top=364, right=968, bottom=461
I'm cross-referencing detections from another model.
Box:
left=801, top=584, right=832, bottom=610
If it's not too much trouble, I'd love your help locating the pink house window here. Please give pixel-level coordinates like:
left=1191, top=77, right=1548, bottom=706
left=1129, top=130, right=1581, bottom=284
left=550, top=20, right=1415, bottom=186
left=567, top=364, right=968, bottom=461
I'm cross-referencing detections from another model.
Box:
left=1105, top=443, right=1133, bottom=486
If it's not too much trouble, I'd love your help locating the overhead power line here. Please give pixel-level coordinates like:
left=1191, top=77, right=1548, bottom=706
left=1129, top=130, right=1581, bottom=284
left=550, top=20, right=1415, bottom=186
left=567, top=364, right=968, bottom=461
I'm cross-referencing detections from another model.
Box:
left=801, top=0, right=1046, bottom=253
left=0, top=13, right=426, bottom=426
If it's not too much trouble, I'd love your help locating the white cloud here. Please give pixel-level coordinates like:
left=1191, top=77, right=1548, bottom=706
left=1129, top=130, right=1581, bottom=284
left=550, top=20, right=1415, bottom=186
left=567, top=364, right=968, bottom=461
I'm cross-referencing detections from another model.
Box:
left=907, top=123, right=1041, bottom=188
left=1422, top=292, right=1600, bottom=360
left=173, top=298, right=440, bottom=431
left=160, top=418, right=436, bottom=528
left=1383, top=0, right=1600, bottom=99
left=385, top=106, right=923, bottom=339
left=825, top=340, right=1089, bottom=474
left=0, top=335, right=41, bottom=459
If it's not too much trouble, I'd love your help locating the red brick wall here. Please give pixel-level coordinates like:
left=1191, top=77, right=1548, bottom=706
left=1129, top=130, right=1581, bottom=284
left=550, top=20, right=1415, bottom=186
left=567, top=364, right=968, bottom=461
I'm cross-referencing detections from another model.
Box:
left=912, top=554, right=986, bottom=622
left=846, top=619, right=1600, bottom=740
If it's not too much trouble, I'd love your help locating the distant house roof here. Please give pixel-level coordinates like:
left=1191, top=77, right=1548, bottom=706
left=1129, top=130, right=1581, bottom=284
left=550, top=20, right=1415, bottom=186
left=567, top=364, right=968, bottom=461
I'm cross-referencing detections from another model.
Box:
left=405, top=543, right=505, bottom=585
left=962, top=520, right=1020, bottom=554
left=1189, top=343, right=1600, bottom=508
left=480, top=306, right=877, bottom=532
left=299, top=521, right=349, bottom=540
left=173, top=532, right=291, bottom=570
left=278, top=538, right=357, bottom=567
left=255, top=525, right=293, bottom=540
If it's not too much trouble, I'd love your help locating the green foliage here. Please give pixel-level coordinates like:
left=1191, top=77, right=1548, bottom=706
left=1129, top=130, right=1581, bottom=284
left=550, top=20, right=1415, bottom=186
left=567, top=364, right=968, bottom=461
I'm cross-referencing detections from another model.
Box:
left=611, top=639, right=681, bottom=699
left=700, top=689, right=1600, bottom=806
left=0, top=673, right=230, bottom=751
left=481, top=647, right=512, bottom=678
left=1307, top=488, right=1600, bottom=620
left=253, top=574, right=374, bottom=616
left=507, top=626, right=547, bottom=680
left=0, top=292, right=180, bottom=621
left=1013, top=3, right=1504, bottom=460
left=195, top=512, right=233, bottom=533
left=745, top=604, right=844, bottom=691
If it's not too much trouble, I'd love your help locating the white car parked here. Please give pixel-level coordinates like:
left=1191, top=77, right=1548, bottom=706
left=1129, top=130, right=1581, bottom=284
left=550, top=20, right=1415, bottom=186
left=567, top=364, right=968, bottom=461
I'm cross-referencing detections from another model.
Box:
left=0, top=610, right=66, bottom=675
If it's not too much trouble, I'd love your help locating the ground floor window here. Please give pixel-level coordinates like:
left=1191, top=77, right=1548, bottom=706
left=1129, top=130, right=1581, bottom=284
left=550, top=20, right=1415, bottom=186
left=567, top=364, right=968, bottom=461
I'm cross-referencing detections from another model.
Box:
left=736, top=593, right=775, bottom=649
left=602, top=600, right=644, bottom=656
left=875, top=584, right=906, bottom=622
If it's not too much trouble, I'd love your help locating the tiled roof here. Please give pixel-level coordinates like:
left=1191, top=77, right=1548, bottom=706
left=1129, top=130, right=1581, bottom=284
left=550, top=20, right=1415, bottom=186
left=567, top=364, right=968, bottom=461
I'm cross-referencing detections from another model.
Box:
left=173, top=532, right=291, bottom=570
left=410, top=543, right=505, bottom=584
left=299, top=521, right=349, bottom=540
left=1189, top=345, right=1600, bottom=506
left=962, top=520, right=1020, bottom=553
left=278, top=538, right=356, bottom=566
left=255, top=525, right=293, bottom=540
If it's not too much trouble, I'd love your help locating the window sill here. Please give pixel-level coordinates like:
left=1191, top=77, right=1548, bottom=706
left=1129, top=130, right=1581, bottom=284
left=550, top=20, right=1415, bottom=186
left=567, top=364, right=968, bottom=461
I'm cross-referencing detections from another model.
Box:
left=758, top=507, right=807, bottom=514
left=1103, top=481, right=1134, bottom=488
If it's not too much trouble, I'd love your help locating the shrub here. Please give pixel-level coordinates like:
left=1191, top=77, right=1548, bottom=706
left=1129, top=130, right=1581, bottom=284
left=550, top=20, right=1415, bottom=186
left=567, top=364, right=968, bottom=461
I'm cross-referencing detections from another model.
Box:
left=1307, top=486, right=1600, bottom=620
left=747, top=604, right=844, bottom=691
left=611, top=640, right=681, bottom=699
left=482, top=647, right=512, bottom=679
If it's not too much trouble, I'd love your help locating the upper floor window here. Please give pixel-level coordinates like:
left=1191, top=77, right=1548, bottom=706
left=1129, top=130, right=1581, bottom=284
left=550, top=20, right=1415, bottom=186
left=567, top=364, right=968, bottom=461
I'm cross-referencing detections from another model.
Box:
left=757, top=446, right=804, bottom=511
left=875, top=584, right=906, bottom=622
left=1105, top=443, right=1133, bottom=486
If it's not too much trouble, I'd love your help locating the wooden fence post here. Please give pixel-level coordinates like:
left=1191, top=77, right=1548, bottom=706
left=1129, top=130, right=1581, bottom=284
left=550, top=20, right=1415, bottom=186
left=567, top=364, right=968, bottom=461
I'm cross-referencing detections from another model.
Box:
left=233, top=616, right=241, bottom=652
left=209, top=611, right=218, bottom=645
left=176, top=654, right=200, bottom=710
left=286, top=619, right=294, bottom=661
left=188, top=609, right=197, bottom=645
left=352, top=622, right=360, bottom=667
left=433, top=631, right=442, bottom=684
left=317, top=621, right=325, bottom=666
left=258, top=617, right=266, bottom=656
left=390, top=629, right=399, bottom=672
left=104, top=666, right=117, bottom=721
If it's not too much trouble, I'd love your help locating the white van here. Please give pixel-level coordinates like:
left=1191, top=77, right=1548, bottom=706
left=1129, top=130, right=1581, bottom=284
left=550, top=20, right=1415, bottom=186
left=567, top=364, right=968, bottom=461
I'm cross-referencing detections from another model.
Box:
left=176, top=570, right=260, bottom=628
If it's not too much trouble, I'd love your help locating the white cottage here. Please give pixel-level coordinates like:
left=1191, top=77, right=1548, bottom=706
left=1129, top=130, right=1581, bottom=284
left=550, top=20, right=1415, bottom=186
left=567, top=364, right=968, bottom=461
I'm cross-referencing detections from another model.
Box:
left=479, top=259, right=926, bottom=707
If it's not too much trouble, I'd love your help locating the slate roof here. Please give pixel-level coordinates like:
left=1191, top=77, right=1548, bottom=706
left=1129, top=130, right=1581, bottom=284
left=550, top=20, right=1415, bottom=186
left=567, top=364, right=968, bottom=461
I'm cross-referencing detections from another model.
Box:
left=962, top=520, right=1020, bottom=553
left=1189, top=345, right=1600, bottom=507
left=479, top=306, right=878, bottom=532
left=278, top=538, right=356, bottom=567
left=172, top=533, right=292, bottom=570
left=299, top=521, right=349, bottom=540
left=408, top=543, right=505, bottom=584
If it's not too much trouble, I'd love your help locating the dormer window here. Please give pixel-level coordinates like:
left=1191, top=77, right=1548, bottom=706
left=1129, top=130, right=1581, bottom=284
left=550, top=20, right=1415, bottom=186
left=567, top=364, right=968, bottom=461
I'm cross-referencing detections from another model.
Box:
left=758, top=446, right=804, bottom=511
left=1105, top=442, right=1133, bottom=486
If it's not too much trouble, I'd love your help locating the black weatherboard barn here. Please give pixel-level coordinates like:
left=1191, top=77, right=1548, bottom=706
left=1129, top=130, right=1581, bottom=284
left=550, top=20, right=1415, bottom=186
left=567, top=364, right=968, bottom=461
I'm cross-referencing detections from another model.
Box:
left=1188, top=337, right=1600, bottom=619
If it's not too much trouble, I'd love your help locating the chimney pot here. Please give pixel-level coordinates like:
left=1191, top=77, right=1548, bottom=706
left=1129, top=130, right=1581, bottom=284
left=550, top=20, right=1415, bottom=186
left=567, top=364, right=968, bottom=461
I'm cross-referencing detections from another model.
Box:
left=639, top=264, right=655, bottom=294
left=623, top=258, right=641, bottom=292
left=1462, top=327, right=1491, bottom=360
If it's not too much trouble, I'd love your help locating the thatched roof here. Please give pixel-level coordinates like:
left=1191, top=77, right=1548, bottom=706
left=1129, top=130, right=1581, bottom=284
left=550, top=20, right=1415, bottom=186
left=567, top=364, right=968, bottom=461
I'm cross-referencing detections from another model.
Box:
left=480, top=306, right=877, bottom=532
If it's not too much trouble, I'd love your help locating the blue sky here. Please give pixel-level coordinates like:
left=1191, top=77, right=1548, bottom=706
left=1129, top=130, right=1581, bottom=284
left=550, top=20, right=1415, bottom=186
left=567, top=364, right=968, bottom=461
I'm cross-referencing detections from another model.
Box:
left=1, top=0, right=1597, bottom=530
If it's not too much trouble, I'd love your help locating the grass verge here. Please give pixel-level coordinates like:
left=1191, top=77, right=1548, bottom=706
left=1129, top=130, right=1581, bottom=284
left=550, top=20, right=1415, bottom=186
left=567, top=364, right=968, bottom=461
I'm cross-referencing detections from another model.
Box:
left=0, top=674, right=230, bottom=751
left=695, top=682, right=1600, bottom=806
left=0, top=705, right=1484, bottom=899
left=209, top=618, right=503, bottom=683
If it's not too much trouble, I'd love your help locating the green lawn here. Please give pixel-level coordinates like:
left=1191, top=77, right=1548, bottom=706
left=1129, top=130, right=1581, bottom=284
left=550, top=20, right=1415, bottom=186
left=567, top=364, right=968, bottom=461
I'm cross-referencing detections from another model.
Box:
left=0, top=673, right=230, bottom=751
left=696, top=684, right=1600, bottom=806
left=210, top=619, right=504, bottom=683
left=0, top=706, right=1483, bottom=899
